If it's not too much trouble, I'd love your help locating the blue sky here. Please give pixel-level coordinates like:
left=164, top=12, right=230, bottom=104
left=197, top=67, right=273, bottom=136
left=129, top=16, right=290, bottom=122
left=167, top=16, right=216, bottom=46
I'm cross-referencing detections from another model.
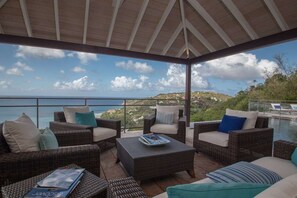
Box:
left=0, top=40, right=296, bottom=98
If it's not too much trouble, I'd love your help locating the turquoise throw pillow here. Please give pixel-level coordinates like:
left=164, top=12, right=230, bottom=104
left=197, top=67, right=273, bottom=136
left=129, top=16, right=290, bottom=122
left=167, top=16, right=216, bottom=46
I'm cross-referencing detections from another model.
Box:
left=218, top=114, right=246, bottom=133
left=39, top=128, right=59, bottom=150
left=291, top=148, right=297, bottom=166
left=167, top=183, right=271, bottom=198
left=75, top=111, right=97, bottom=127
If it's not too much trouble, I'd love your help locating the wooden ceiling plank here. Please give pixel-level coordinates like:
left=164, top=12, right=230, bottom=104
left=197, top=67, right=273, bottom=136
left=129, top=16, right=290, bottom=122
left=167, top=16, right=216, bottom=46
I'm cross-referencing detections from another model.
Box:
left=145, top=0, right=176, bottom=53
left=0, top=0, right=7, bottom=9
left=54, top=0, right=60, bottom=40
left=127, top=0, right=149, bottom=50
left=162, top=23, right=182, bottom=55
left=222, top=0, right=258, bottom=40
left=106, top=0, right=123, bottom=47
left=19, top=0, right=32, bottom=37
left=188, top=43, right=200, bottom=56
left=186, top=19, right=215, bottom=52
left=187, top=0, right=234, bottom=46
left=179, top=0, right=189, bottom=57
left=264, top=0, right=289, bottom=31
left=83, top=0, right=90, bottom=44
left=177, top=44, right=186, bottom=57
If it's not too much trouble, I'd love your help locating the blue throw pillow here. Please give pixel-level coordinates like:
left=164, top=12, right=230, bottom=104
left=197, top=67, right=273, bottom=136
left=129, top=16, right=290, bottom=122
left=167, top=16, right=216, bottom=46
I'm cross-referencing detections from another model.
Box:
left=167, top=183, right=271, bottom=198
left=218, top=114, right=246, bottom=133
left=156, top=112, right=174, bottom=124
left=75, top=111, right=97, bottom=127
left=291, top=148, right=297, bottom=166
left=39, top=128, right=59, bottom=150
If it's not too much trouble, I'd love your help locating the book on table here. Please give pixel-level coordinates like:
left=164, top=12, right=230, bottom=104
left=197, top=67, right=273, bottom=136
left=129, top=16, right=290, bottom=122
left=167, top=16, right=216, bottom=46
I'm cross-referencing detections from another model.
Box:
left=23, top=168, right=84, bottom=198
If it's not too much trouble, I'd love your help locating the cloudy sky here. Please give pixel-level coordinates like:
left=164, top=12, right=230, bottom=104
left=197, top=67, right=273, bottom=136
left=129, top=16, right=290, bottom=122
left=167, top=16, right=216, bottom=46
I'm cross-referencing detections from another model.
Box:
left=0, top=40, right=296, bottom=97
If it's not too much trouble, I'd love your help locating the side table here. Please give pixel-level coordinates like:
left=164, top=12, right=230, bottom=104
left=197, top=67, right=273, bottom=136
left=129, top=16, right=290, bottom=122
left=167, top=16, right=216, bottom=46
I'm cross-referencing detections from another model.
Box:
left=1, top=164, right=108, bottom=198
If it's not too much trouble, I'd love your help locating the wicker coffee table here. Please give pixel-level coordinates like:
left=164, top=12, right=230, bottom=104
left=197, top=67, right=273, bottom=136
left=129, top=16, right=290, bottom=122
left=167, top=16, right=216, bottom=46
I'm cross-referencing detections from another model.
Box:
left=1, top=164, right=108, bottom=198
left=116, top=135, right=195, bottom=181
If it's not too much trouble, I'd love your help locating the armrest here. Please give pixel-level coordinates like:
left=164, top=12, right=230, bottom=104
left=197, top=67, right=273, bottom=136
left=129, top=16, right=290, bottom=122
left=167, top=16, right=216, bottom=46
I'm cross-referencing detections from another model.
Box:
left=49, top=121, right=93, bottom=132
left=0, top=145, right=100, bottom=186
left=177, top=116, right=186, bottom=131
left=274, top=140, right=297, bottom=160
left=194, top=121, right=221, bottom=134
left=96, top=118, right=121, bottom=138
left=54, top=130, right=93, bottom=146
left=143, top=114, right=156, bottom=134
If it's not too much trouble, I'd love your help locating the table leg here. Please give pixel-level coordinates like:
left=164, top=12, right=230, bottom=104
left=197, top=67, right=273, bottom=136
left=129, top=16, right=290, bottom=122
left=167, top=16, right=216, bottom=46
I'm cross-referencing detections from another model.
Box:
left=187, top=169, right=196, bottom=178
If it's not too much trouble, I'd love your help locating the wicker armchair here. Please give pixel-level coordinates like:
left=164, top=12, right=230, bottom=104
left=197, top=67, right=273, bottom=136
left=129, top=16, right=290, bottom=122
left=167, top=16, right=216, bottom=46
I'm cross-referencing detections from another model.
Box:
left=143, top=109, right=186, bottom=143
left=0, top=123, right=100, bottom=189
left=193, top=116, right=274, bottom=164
left=50, top=111, right=121, bottom=148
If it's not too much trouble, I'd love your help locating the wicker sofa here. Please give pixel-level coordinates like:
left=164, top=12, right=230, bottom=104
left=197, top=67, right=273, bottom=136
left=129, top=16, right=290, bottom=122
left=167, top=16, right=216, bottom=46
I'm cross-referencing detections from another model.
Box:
left=154, top=140, right=297, bottom=198
left=50, top=111, right=121, bottom=149
left=0, top=123, right=101, bottom=189
left=193, top=116, right=274, bottom=164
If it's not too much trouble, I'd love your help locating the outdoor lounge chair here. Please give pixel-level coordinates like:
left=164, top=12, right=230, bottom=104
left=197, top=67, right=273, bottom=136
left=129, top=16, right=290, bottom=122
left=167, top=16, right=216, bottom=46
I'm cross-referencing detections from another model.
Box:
left=0, top=123, right=100, bottom=188
left=270, top=103, right=293, bottom=114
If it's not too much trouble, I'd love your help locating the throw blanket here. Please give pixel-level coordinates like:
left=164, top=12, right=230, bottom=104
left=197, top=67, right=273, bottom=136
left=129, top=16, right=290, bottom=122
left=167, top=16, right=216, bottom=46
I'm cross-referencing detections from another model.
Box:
left=207, top=161, right=282, bottom=185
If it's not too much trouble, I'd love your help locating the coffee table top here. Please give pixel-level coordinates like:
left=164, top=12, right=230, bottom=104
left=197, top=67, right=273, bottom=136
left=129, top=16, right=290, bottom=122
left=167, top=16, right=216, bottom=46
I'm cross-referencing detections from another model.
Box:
left=116, top=135, right=195, bottom=159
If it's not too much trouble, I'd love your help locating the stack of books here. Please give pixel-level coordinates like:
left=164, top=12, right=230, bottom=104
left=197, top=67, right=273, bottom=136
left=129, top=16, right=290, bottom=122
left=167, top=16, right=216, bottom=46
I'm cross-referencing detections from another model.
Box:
left=24, top=168, right=85, bottom=198
left=139, top=134, right=170, bottom=146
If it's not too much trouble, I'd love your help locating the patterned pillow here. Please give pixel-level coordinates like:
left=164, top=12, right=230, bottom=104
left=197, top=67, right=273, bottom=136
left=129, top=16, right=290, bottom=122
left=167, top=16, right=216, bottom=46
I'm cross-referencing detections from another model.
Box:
left=156, top=112, right=174, bottom=124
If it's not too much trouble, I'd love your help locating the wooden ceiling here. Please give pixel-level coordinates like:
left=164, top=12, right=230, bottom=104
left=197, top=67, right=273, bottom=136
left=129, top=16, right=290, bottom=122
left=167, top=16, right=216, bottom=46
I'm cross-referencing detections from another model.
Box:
left=0, top=0, right=297, bottom=64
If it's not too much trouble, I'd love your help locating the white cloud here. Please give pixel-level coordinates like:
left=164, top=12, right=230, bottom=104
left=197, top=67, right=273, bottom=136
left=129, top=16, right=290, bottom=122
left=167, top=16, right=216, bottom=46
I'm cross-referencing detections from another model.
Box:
left=16, top=46, right=65, bottom=59
left=6, top=67, right=23, bottom=76
left=68, top=52, right=98, bottom=64
left=54, top=76, right=95, bottom=91
left=15, top=61, right=33, bottom=71
left=0, top=81, right=10, bottom=88
left=60, top=70, right=65, bottom=74
left=72, top=66, right=86, bottom=73
left=0, top=65, right=4, bottom=72
left=116, top=60, right=153, bottom=73
left=35, top=76, right=42, bottom=80
left=111, top=75, right=149, bottom=90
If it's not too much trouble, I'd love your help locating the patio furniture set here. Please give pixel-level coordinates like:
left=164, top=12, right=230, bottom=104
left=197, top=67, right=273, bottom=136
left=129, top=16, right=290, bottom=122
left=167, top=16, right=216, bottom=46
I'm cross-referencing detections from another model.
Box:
left=1, top=105, right=294, bottom=197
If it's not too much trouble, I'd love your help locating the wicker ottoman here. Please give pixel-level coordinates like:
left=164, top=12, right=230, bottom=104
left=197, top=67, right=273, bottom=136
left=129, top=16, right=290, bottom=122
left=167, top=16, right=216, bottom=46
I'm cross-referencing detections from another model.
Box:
left=108, top=177, right=147, bottom=198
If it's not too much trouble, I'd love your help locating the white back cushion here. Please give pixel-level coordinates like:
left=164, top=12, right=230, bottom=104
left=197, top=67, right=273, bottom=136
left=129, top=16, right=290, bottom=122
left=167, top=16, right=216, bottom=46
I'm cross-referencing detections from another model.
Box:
left=226, top=109, right=258, bottom=129
left=156, top=105, right=181, bottom=123
left=63, top=106, right=90, bottom=123
left=3, top=113, right=40, bottom=153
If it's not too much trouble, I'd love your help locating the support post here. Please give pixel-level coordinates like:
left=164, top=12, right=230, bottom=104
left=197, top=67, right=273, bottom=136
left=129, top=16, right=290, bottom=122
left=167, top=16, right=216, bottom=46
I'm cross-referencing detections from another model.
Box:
left=185, top=61, right=191, bottom=126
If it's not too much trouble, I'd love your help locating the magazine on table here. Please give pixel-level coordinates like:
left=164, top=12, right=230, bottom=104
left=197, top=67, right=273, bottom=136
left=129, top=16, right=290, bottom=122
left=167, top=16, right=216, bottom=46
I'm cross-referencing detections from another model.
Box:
left=140, top=134, right=170, bottom=145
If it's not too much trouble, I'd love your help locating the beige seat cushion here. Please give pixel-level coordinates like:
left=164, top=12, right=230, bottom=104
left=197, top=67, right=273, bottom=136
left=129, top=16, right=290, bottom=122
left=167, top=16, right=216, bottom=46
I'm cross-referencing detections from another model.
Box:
left=252, top=157, right=297, bottom=178
left=226, top=109, right=258, bottom=129
left=255, top=174, right=297, bottom=198
left=93, top=127, right=117, bottom=142
left=63, top=106, right=90, bottom=123
left=199, top=131, right=229, bottom=147
left=150, top=124, right=178, bottom=135
left=3, top=113, right=40, bottom=153
left=156, top=105, right=181, bottom=123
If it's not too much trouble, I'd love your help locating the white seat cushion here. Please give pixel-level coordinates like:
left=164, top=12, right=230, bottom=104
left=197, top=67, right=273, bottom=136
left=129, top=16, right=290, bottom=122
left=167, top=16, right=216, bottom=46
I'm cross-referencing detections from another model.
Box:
left=93, top=127, right=117, bottom=142
left=150, top=124, right=178, bottom=135
left=63, top=106, right=90, bottom=123
left=252, top=157, right=297, bottom=178
left=198, top=131, right=229, bottom=147
left=226, top=109, right=258, bottom=129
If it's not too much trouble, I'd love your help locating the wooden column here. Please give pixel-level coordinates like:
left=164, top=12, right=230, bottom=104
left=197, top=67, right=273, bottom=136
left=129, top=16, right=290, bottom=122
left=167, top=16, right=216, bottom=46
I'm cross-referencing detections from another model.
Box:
left=185, top=61, right=191, bottom=126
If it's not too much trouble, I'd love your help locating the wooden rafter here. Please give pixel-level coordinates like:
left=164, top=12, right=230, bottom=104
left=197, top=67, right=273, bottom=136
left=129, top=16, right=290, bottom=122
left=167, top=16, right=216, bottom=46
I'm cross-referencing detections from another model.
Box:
left=179, top=0, right=189, bottom=57
left=83, top=0, right=90, bottom=44
left=53, top=0, right=60, bottom=40
left=264, top=0, right=289, bottom=31
left=0, top=0, right=7, bottom=9
left=127, top=0, right=149, bottom=50
left=19, top=0, right=32, bottom=37
left=187, top=0, right=234, bottom=46
left=222, top=0, right=258, bottom=40
left=177, top=44, right=186, bottom=57
left=188, top=44, right=200, bottom=56
left=145, top=0, right=176, bottom=53
left=106, top=0, right=123, bottom=47
left=186, top=19, right=215, bottom=52
left=0, top=24, right=3, bottom=34
left=162, top=23, right=182, bottom=55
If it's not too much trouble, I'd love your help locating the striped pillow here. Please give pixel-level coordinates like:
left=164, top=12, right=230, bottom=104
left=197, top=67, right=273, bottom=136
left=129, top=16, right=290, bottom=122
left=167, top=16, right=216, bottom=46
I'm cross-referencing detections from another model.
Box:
left=156, top=112, right=174, bottom=124
left=207, top=161, right=282, bottom=185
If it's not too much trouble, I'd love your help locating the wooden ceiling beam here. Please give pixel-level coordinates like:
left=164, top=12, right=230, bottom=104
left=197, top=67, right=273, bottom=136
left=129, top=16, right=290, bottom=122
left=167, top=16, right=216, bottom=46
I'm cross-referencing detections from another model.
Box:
left=19, top=0, right=32, bottom=37
left=145, top=0, right=176, bottom=53
left=53, top=0, right=60, bottom=40
left=222, top=0, right=258, bottom=40
left=179, top=0, right=189, bottom=57
left=162, top=23, right=182, bottom=55
left=0, top=0, right=8, bottom=9
left=177, top=44, right=186, bottom=57
left=83, top=0, right=90, bottom=44
left=188, top=44, right=200, bottom=56
left=0, top=24, right=4, bottom=34
left=127, top=0, right=149, bottom=50
left=186, top=19, right=215, bottom=52
left=264, top=0, right=289, bottom=31
left=187, top=0, right=234, bottom=46
left=106, top=0, right=123, bottom=47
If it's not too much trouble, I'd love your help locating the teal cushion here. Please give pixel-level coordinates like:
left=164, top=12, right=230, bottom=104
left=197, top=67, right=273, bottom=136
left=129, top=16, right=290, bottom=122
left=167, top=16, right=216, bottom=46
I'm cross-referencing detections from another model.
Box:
left=39, top=128, right=59, bottom=150
left=75, top=111, right=97, bottom=127
left=167, top=183, right=271, bottom=198
left=291, top=148, right=297, bottom=166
